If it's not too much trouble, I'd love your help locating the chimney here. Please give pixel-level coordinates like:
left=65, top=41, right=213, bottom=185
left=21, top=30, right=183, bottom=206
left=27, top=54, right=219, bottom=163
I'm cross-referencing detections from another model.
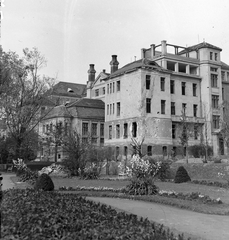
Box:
left=87, top=64, right=96, bottom=82
left=150, top=44, right=155, bottom=58
left=141, top=48, right=146, bottom=59
left=110, top=55, right=119, bottom=74
left=161, top=40, right=167, bottom=55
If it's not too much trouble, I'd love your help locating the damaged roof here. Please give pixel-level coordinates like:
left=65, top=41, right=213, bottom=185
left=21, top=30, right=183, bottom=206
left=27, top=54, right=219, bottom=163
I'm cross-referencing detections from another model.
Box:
left=51, top=81, right=86, bottom=98
left=105, top=58, right=169, bottom=79
left=43, top=105, right=72, bottom=120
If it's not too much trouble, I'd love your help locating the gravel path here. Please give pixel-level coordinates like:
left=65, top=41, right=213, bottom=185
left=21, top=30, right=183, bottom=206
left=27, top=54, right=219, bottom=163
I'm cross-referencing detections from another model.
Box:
left=87, top=197, right=229, bottom=240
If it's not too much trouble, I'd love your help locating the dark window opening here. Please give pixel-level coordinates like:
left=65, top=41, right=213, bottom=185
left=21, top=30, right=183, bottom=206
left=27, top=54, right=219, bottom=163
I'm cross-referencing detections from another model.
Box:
left=146, top=75, right=151, bottom=90
left=161, top=100, right=166, bottom=114
left=170, top=80, right=175, bottom=94
left=160, top=77, right=165, bottom=91
left=193, top=83, right=197, bottom=96
left=182, top=82, right=186, bottom=95
left=146, top=98, right=151, bottom=113
left=171, top=102, right=175, bottom=115
left=132, top=122, right=137, bottom=138
left=124, top=123, right=128, bottom=139
left=162, top=146, right=167, bottom=156
left=193, top=104, right=198, bottom=117
left=172, top=124, right=176, bottom=139
left=147, top=146, right=152, bottom=156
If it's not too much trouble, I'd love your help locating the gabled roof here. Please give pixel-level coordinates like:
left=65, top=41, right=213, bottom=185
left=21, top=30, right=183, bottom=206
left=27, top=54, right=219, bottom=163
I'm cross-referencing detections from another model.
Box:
left=179, top=42, right=222, bottom=55
left=67, top=98, right=105, bottom=109
left=104, top=59, right=168, bottom=79
left=43, top=105, right=72, bottom=120
left=51, top=82, right=86, bottom=98
left=92, top=71, right=110, bottom=87
left=67, top=98, right=105, bottom=120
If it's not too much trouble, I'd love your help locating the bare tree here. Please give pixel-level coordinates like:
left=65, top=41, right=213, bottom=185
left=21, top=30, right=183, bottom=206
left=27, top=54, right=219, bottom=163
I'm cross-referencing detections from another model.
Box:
left=0, top=48, right=55, bottom=159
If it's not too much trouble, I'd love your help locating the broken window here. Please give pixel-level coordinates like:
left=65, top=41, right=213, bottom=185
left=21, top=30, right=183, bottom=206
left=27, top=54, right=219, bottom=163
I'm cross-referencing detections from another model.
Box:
left=193, top=83, right=197, bottom=96
left=172, top=124, right=176, bottom=139
left=109, top=125, right=112, bottom=139
left=193, top=104, right=198, bottom=117
left=147, top=146, right=152, bottom=156
left=116, top=124, right=120, bottom=138
left=171, top=102, right=175, bottom=115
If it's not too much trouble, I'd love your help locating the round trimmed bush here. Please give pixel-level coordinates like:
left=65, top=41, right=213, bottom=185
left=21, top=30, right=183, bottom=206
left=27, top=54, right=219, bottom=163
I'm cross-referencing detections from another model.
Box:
left=174, top=166, right=191, bottom=183
left=34, top=173, right=54, bottom=191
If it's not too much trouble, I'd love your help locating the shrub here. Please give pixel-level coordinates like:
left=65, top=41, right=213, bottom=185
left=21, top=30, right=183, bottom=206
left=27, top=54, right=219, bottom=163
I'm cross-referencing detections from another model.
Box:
left=34, top=173, right=54, bottom=191
left=80, top=163, right=99, bottom=180
left=210, top=156, right=222, bottom=163
left=189, top=145, right=213, bottom=158
left=174, top=166, right=191, bottom=183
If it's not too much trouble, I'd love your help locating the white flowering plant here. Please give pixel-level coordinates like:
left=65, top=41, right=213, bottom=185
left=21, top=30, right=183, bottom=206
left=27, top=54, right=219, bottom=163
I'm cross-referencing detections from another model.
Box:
left=13, top=158, right=38, bottom=185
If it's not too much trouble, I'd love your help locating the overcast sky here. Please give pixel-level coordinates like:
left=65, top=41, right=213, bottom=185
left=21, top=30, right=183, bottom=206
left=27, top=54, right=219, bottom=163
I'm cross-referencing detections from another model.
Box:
left=2, top=0, right=229, bottom=85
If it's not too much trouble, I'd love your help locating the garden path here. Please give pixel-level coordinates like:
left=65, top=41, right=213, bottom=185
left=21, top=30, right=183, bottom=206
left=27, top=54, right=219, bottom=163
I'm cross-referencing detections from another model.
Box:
left=87, top=197, right=229, bottom=240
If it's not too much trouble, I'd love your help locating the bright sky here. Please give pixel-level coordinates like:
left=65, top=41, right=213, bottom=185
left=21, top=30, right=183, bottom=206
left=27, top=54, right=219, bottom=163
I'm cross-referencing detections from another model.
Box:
left=2, top=0, right=229, bottom=85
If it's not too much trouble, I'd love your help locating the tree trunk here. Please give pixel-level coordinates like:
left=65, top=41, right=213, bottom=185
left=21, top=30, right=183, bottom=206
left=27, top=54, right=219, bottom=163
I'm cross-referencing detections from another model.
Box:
left=15, top=138, right=23, bottom=160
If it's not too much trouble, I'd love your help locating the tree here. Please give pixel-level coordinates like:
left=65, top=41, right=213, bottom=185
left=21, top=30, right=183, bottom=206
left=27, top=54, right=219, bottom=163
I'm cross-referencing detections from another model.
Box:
left=178, top=109, right=200, bottom=163
left=62, top=130, right=92, bottom=176
left=0, top=48, right=55, bottom=159
left=220, top=100, right=229, bottom=153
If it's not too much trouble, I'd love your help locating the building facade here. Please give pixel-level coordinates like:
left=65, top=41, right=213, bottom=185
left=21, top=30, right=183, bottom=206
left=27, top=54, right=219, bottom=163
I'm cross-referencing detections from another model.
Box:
left=87, top=40, right=229, bottom=158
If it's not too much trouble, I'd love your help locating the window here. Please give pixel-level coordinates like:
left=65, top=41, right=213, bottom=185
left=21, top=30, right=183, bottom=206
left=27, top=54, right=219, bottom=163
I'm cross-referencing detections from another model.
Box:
left=115, top=146, right=120, bottom=160
left=162, top=146, right=167, bottom=156
left=227, top=72, right=229, bottom=81
left=43, top=125, right=45, bottom=133
left=107, top=84, right=109, bottom=94
left=58, top=154, right=61, bottom=159
left=132, top=122, right=137, bottom=138
left=117, top=81, right=120, bottom=91
left=147, top=146, right=152, bottom=156
left=172, top=124, right=176, bottom=139
left=113, top=103, right=115, bottom=114
left=215, top=53, right=218, bottom=61
left=103, top=87, right=105, bottom=95
left=110, top=83, right=112, bottom=93
left=64, top=122, right=68, bottom=135
left=124, top=146, right=128, bottom=157
left=123, top=123, right=128, bottom=139
left=46, top=124, right=49, bottom=132
left=117, top=102, right=120, bottom=116
left=211, top=74, right=218, bottom=87
left=107, top=105, right=109, bottom=115
left=222, top=88, right=224, bottom=101
left=194, top=125, right=198, bottom=140
left=181, top=82, right=186, bottom=95
left=212, top=115, right=220, bottom=129
left=210, top=67, right=217, bottom=72
left=182, top=103, right=187, bottom=114
left=160, top=77, right=165, bottom=91
left=50, top=123, right=53, bottom=132
left=212, top=95, right=219, bottom=109
left=110, top=104, right=112, bottom=115
left=82, top=122, right=89, bottom=136
left=91, top=123, right=97, bottom=136
left=109, top=125, right=112, bottom=139
left=170, top=80, right=175, bottom=94
left=193, top=83, right=197, bottom=96
left=95, top=89, right=99, bottom=96
left=100, top=123, right=104, bottom=137
left=116, top=124, right=120, bottom=138
left=112, top=82, right=114, bottom=93
left=146, top=98, right=151, bottom=113
left=193, top=104, right=198, bottom=117
left=222, top=71, right=225, bottom=81
left=146, top=75, right=151, bottom=89
left=210, top=52, right=213, bottom=60
left=161, top=100, right=166, bottom=114
left=100, top=138, right=104, bottom=145
left=171, top=102, right=175, bottom=115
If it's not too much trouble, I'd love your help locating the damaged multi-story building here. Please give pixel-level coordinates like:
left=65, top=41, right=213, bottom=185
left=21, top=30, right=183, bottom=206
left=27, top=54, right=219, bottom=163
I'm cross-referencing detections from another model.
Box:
left=87, top=40, right=229, bottom=158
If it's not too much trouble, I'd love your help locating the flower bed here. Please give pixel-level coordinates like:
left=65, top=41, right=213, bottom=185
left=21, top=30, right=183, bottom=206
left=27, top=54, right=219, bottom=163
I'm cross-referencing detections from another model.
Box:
left=58, top=186, right=222, bottom=204
left=2, top=189, right=187, bottom=240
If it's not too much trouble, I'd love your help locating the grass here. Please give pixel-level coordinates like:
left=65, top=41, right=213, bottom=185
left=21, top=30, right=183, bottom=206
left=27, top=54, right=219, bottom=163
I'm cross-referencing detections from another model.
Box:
left=10, top=175, right=229, bottom=215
